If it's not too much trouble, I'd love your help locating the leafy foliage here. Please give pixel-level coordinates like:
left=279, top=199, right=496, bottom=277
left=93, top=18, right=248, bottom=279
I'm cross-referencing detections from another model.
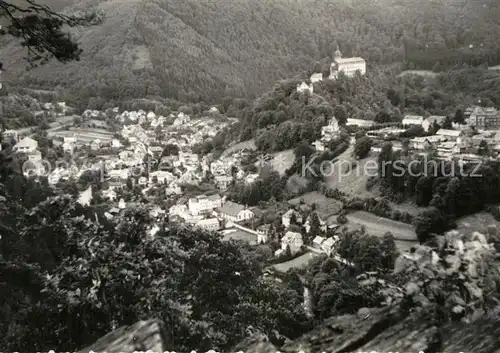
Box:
left=0, top=0, right=103, bottom=69
left=0, top=180, right=311, bottom=352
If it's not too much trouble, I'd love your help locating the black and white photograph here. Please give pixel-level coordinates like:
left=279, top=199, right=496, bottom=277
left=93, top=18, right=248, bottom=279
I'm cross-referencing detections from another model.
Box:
left=1, top=0, right=500, bottom=352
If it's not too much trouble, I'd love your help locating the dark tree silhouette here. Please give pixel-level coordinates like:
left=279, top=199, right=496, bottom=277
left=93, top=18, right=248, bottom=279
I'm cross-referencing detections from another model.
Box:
left=0, top=0, right=104, bottom=68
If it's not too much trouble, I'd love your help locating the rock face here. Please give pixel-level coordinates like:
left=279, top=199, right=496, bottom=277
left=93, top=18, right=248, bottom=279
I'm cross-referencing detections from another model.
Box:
left=81, top=310, right=500, bottom=353
left=77, top=320, right=168, bottom=353
left=234, top=306, right=500, bottom=353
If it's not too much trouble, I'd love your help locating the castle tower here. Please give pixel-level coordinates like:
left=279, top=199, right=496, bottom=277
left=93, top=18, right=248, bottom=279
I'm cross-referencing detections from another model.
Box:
left=334, top=44, right=342, bottom=59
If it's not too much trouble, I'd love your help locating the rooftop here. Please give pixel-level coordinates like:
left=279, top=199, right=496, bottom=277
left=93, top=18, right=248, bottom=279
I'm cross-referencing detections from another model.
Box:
left=334, top=57, right=366, bottom=64
left=437, top=129, right=462, bottom=137
left=219, top=201, right=246, bottom=217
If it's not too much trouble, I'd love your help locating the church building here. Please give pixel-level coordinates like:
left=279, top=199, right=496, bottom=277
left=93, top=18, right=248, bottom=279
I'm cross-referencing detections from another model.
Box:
left=329, top=45, right=366, bottom=79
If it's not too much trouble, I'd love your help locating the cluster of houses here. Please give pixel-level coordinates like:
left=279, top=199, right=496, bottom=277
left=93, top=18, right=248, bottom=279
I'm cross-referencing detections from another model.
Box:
left=168, top=194, right=256, bottom=233
left=276, top=208, right=340, bottom=257
left=366, top=106, right=500, bottom=162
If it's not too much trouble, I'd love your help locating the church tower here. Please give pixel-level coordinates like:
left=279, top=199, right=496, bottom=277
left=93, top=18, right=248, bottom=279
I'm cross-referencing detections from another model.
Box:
left=333, top=44, right=342, bottom=60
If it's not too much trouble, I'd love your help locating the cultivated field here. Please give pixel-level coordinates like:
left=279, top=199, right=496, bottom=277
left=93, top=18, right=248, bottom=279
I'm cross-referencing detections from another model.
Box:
left=221, top=229, right=258, bottom=245
left=344, top=211, right=418, bottom=251
left=388, top=201, right=427, bottom=218
left=323, top=145, right=379, bottom=198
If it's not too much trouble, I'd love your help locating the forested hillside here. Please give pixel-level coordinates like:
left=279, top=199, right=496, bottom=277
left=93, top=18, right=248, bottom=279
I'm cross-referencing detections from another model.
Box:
left=1, top=0, right=499, bottom=106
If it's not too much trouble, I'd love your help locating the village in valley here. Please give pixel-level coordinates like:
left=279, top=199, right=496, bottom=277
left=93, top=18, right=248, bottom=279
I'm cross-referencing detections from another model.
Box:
left=3, top=45, right=500, bottom=280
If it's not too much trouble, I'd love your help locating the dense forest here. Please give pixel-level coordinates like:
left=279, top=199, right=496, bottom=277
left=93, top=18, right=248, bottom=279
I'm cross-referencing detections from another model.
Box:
left=1, top=0, right=500, bottom=106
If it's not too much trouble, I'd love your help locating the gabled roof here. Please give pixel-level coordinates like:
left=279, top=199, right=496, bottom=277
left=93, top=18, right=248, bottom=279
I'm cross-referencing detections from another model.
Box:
left=346, top=118, right=374, bottom=126
left=219, top=201, right=246, bottom=217
left=334, top=57, right=365, bottom=64
left=411, top=137, right=430, bottom=143
left=197, top=218, right=219, bottom=225
left=437, top=129, right=462, bottom=137
left=313, top=236, right=325, bottom=245
left=322, top=237, right=336, bottom=248
left=282, top=208, right=301, bottom=219
left=426, top=135, right=446, bottom=143
left=208, top=194, right=221, bottom=201
left=403, top=115, right=424, bottom=124
left=14, top=137, right=38, bottom=148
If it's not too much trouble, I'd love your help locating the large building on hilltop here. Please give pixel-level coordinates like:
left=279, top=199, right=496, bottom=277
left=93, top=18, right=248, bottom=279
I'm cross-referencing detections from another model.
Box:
left=329, top=45, right=366, bottom=79
left=468, top=106, right=500, bottom=130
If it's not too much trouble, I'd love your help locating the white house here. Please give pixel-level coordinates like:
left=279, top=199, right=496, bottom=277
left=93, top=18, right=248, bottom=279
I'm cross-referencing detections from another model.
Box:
left=13, top=137, right=38, bottom=154
left=436, top=129, right=464, bottom=142
left=188, top=194, right=222, bottom=215
left=436, top=142, right=463, bottom=159
left=118, top=198, right=126, bottom=209
left=279, top=231, right=303, bottom=256
left=296, top=81, right=314, bottom=94
left=410, top=137, right=433, bottom=151
left=402, top=115, right=424, bottom=127
left=321, top=237, right=338, bottom=255
left=321, top=117, right=340, bottom=141
left=217, top=201, right=254, bottom=222
left=256, top=225, right=269, bottom=244
left=195, top=218, right=220, bottom=231
left=312, top=236, right=326, bottom=249
left=310, top=72, right=323, bottom=83
left=149, top=171, right=176, bottom=184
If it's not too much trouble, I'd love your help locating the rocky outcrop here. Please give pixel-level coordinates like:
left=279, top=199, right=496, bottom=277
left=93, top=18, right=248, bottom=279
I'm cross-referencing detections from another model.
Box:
left=77, top=320, right=168, bottom=353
